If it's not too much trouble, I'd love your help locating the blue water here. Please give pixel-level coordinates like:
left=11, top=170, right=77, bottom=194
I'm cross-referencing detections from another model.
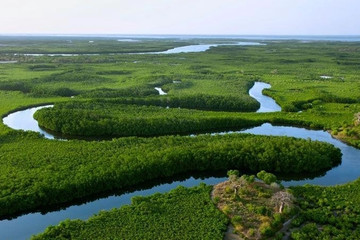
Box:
left=1, top=121, right=359, bottom=239
left=0, top=176, right=226, bottom=240
left=3, top=105, right=55, bottom=140
left=18, top=41, right=264, bottom=56
left=249, top=82, right=281, bottom=112
left=1, top=82, right=360, bottom=239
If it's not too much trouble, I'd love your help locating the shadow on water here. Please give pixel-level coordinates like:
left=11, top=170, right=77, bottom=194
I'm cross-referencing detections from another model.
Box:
left=1, top=167, right=331, bottom=222
left=0, top=168, right=333, bottom=239
left=1, top=170, right=227, bottom=221
left=1, top=81, right=360, bottom=239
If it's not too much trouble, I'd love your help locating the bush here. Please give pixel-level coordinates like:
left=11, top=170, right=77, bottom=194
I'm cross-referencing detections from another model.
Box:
left=257, top=170, right=277, bottom=185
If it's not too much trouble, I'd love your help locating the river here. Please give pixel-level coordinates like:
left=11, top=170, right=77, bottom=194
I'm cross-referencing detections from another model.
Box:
left=1, top=82, right=360, bottom=239
left=17, top=42, right=263, bottom=56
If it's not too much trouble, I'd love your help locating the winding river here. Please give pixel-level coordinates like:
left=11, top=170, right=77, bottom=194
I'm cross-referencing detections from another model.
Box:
left=1, top=82, right=360, bottom=239
left=249, top=82, right=281, bottom=112
left=3, top=105, right=55, bottom=140
left=17, top=42, right=264, bottom=56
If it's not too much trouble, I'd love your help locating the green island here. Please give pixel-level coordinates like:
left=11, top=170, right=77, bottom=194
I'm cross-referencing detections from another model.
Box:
left=0, top=37, right=359, bottom=239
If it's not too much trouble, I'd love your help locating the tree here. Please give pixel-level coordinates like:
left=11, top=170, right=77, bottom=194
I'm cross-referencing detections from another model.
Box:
left=257, top=170, right=277, bottom=185
left=227, top=170, right=239, bottom=183
left=271, top=191, right=294, bottom=213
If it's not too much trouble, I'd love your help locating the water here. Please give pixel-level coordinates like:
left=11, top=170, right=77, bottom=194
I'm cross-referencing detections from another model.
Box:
left=320, top=75, right=333, bottom=79
left=0, top=176, right=226, bottom=240
left=1, top=82, right=360, bottom=239
left=2, top=106, right=55, bottom=140
left=249, top=82, right=281, bottom=112
left=156, top=44, right=218, bottom=54
left=16, top=41, right=264, bottom=56
left=0, top=61, right=17, bottom=64
left=1, top=122, right=359, bottom=239
left=241, top=124, right=360, bottom=186
left=2, top=82, right=274, bottom=140
left=154, top=87, right=167, bottom=95
left=151, top=42, right=264, bottom=54
left=117, top=39, right=140, bottom=42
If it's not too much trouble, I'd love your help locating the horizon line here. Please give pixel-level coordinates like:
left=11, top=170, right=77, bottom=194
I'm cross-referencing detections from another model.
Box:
left=1, top=33, right=360, bottom=37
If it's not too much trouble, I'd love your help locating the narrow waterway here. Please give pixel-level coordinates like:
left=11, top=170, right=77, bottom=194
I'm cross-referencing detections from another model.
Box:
left=16, top=42, right=264, bottom=56
left=154, top=87, right=167, bottom=95
left=0, top=176, right=226, bottom=240
left=0, top=61, right=18, bottom=64
left=249, top=82, right=281, bottom=112
left=3, top=105, right=55, bottom=139
left=1, top=82, right=360, bottom=239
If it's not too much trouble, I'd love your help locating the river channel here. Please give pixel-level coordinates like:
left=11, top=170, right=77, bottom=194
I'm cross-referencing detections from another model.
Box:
left=1, top=83, right=360, bottom=239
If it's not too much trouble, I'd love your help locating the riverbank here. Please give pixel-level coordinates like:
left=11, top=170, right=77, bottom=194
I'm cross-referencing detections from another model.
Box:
left=32, top=173, right=360, bottom=240
left=1, top=39, right=360, bottom=239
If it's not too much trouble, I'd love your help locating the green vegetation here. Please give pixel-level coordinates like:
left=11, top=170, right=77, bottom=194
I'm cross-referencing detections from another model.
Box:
left=289, top=178, right=360, bottom=239
left=0, top=132, right=340, bottom=217
left=213, top=171, right=295, bottom=239
left=0, top=36, right=191, bottom=54
left=32, top=184, right=228, bottom=240
left=34, top=101, right=260, bottom=137
left=1, top=40, right=358, bottom=141
left=256, top=170, right=278, bottom=185
left=0, top=37, right=360, bottom=238
left=330, top=112, right=360, bottom=148
left=33, top=173, right=360, bottom=240
left=33, top=98, right=360, bottom=140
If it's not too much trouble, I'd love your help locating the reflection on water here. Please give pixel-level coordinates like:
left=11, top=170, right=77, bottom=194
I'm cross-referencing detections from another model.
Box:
left=0, top=176, right=226, bottom=240
left=154, top=87, right=167, bottom=95
left=146, top=42, right=264, bottom=54
left=17, top=42, right=264, bottom=56
left=1, top=83, right=360, bottom=239
left=2, top=105, right=55, bottom=139
left=249, top=82, right=281, bottom=112
left=0, top=61, right=18, bottom=64
left=1, top=122, right=359, bottom=239
left=240, top=123, right=360, bottom=186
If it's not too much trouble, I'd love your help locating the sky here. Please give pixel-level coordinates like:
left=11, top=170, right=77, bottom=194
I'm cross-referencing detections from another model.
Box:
left=1, top=0, right=359, bottom=35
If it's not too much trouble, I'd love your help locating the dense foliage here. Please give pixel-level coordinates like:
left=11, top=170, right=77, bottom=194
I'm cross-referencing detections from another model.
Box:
left=0, top=71, right=158, bottom=98
left=256, top=170, right=278, bottom=185
left=32, top=184, right=228, bottom=240
left=104, top=93, right=260, bottom=112
left=34, top=101, right=261, bottom=137
left=290, top=178, right=360, bottom=239
left=0, top=132, right=340, bottom=217
left=1, top=38, right=360, bottom=239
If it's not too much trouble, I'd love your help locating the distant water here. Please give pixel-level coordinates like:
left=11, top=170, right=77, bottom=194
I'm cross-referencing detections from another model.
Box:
left=1, top=34, right=359, bottom=42
left=0, top=61, right=17, bottom=64
left=2, top=81, right=360, bottom=239
left=17, top=42, right=264, bottom=56
left=154, top=87, right=167, bottom=95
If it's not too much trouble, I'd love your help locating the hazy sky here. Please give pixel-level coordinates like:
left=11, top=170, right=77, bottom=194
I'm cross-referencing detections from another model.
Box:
left=1, top=0, right=359, bottom=35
